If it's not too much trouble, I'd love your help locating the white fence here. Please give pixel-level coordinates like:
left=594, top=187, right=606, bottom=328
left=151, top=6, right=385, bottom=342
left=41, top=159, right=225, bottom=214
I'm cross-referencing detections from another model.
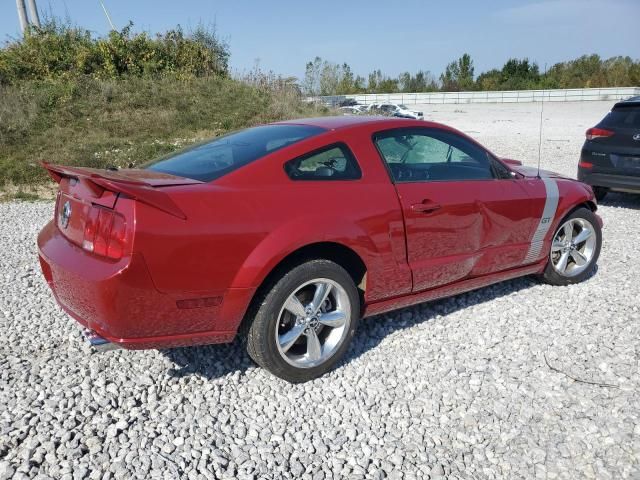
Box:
left=317, top=87, right=640, bottom=106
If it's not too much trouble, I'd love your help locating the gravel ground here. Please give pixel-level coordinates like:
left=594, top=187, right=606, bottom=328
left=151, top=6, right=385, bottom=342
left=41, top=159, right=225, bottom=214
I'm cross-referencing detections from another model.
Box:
left=1, top=101, right=639, bottom=479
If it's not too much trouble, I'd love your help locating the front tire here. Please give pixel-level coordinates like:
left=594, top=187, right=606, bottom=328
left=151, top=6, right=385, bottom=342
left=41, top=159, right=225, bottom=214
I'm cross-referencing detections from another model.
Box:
left=540, top=207, right=602, bottom=286
left=245, top=259, right=360, bottom=383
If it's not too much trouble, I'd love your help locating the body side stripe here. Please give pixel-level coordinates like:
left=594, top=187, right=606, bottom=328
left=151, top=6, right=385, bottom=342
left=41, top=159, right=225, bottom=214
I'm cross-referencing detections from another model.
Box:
left=523, top=177, right=559, bottom=264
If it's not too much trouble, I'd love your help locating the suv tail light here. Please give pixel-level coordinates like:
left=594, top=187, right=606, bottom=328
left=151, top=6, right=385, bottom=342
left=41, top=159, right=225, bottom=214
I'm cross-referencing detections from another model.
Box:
left=586, top=127, right=614, bottom=140
left=82, top=206, right=129, bottom=259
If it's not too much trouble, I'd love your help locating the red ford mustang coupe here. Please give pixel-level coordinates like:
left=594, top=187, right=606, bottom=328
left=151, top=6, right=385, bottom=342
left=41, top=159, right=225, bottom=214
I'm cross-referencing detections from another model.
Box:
left=38, top=116, right=602, bottom=382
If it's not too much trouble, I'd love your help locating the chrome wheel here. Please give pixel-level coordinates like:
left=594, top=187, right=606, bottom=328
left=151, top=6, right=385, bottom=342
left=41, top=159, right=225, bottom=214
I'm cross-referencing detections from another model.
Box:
left=550, top=217, right=597, bottom=277
left=275, top=278, right=351, bottom=369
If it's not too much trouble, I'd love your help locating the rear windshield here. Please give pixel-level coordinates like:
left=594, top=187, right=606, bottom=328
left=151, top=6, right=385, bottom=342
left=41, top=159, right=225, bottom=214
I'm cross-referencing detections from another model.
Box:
left=145, top=124, right=325, bottom=182
left=600, top=106, right=640, bottom=129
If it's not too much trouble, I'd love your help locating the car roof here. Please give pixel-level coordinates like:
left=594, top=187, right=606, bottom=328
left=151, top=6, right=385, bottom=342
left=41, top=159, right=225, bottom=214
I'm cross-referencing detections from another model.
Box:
left=275, top=115, right=429, bottom=131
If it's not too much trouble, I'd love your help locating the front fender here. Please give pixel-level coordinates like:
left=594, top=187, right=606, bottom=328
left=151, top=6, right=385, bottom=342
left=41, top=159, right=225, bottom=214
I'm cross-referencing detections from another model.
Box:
left=553, top=179, right=596, bottom=230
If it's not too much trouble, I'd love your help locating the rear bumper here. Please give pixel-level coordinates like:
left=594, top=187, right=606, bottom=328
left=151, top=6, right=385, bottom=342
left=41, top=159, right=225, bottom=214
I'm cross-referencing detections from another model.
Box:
left=37, top=220, right=254, bottom=349
left=578, top=169, right=640, bottom=193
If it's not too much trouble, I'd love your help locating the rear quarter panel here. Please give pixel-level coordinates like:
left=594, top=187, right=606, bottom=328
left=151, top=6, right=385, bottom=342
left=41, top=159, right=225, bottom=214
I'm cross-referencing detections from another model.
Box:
left=135, top=126, right=412, bottom=308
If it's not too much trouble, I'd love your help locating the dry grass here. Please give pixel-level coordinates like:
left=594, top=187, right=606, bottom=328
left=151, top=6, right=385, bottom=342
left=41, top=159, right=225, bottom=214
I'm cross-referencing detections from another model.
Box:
left=0, top=75, right=327, bottom=187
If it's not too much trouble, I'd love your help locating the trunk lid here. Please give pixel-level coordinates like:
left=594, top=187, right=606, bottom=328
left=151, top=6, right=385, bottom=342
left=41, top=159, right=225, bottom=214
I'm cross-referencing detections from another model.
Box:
left=55, top=192, right=96, bottom=248
left=44, top=163, right=202, bottom=252
left=44, top=163, right=201, bottom=219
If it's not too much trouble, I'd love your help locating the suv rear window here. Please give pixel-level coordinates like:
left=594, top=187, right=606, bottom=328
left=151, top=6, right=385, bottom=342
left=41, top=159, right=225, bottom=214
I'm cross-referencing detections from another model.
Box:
left=600, top=106, right=640, bottom=128
left=145, top=124, right=325, bottom=182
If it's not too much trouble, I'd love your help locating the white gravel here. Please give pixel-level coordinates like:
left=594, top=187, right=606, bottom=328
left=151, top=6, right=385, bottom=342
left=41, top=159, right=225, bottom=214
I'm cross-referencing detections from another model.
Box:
left=1, top=101, right=640, bottom=479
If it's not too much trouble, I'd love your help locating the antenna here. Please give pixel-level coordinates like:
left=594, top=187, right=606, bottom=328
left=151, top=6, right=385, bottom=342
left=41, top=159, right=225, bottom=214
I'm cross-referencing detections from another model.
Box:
left=536, top=63, right=547, bottom=178
left=98, top=0, right=116, bottom=30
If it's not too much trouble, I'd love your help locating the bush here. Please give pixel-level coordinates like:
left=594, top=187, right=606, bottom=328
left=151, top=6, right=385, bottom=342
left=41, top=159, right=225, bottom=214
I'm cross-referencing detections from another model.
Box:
left=0, top=19, right=229, bottom=84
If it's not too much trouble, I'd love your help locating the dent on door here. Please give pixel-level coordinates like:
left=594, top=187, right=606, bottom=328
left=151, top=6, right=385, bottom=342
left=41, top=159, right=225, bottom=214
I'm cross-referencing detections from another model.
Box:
left=469, top=179, right=536, bottom=276
left=397, top=181, right=484, bottom=292
left=399, top=178, right=536, bottom=292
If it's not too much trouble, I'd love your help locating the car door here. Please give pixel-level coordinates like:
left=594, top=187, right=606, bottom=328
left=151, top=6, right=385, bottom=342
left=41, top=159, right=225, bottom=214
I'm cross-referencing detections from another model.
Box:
left=373, top=127, right=533, bottom=292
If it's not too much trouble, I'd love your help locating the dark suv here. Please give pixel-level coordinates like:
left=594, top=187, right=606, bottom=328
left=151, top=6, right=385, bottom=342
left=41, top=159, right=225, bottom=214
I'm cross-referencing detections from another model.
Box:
left=578, top=96, right=640, bottom=201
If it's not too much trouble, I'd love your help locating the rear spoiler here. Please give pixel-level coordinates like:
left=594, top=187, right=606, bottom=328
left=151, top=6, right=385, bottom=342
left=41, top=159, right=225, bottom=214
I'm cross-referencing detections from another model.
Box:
left=613, top=98, right=640, bottom=109
left=41, top=163, right=189, bottom=219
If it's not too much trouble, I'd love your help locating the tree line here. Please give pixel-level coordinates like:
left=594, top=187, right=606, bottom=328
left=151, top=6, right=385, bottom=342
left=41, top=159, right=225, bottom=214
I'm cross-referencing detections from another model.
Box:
left=304, top=54, right=640, bottom=96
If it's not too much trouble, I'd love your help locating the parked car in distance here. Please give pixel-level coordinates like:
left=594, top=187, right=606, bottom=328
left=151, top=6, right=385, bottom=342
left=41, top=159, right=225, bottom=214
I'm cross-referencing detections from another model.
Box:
left=38, top=116, right=602, bottom=382
left=578, top=96, right=640, bottom=200
left=368, top=103, right=424, bottom=120
left=393, top=104, right=425, bottom=120
left=338, top=106, right=362, bottom=115
left=338, top=98, right=359, bottom=107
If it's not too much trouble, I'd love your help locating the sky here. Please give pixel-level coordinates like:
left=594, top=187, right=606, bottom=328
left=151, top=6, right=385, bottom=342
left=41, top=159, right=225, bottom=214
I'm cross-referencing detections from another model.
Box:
left=2, top=0, right=639, bottom=81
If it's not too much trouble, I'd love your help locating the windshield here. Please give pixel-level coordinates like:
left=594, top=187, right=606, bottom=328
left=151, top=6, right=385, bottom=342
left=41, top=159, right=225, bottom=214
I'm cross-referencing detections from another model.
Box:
left=145, top=124, right=325, bottom=182
left=398, top=105, right=408, bottom=109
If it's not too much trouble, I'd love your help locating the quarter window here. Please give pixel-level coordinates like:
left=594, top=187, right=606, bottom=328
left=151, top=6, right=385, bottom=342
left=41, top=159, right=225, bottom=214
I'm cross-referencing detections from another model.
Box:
left=374, top=128, right=494, bottom=182
left=285, top=144, right=362, bottom=180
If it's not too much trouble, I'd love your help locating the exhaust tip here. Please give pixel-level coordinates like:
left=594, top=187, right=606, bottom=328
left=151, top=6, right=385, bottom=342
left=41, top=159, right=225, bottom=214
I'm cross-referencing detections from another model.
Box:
left=85, top=330, right=120, bottom=352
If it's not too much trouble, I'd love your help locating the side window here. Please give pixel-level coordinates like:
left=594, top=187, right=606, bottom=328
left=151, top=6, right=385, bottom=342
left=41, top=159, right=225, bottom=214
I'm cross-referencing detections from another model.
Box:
left=374, top=128, right=494, bottom=182
left=285, top=143, right=362, bottom=180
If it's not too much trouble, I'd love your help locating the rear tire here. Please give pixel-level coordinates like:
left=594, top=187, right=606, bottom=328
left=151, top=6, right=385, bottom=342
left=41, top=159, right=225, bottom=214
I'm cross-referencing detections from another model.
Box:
left=593, top=186, right=608, bottom=202
left=245, top=259, right=360, bottom=383
left=539, top=207, right=601, bottom=286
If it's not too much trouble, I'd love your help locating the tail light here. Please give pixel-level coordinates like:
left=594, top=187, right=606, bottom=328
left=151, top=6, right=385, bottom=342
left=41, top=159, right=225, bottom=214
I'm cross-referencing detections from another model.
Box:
left=586, top=128, right=613, bottom=140
left=82, top=206, right=129, bottom=259
left=578, top=161, right=593, bottom=169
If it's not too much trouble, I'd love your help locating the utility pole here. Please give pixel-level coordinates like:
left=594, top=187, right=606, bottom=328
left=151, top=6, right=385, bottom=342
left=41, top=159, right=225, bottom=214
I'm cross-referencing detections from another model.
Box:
left=98, top=0, right=116, bottom=31
left=16, top=0, right=29, bottom=34
left=26, top=0, right=41, bottom=28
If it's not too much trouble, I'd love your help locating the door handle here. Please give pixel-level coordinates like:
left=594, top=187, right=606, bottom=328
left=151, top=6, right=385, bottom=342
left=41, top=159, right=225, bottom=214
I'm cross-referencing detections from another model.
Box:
left=410, top=200, right=441, bottom=213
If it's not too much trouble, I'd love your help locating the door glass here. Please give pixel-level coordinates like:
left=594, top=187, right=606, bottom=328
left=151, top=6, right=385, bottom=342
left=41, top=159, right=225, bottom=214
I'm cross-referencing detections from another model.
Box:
left=374, top=128, right=494, bottom=182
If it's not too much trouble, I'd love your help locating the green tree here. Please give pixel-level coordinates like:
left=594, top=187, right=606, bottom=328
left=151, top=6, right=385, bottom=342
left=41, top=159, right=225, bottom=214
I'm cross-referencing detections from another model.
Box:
left=302, top=58, right=363, bottom=95
left=475, top=68, right=501, bottom=90
left=337, top=63, right=356, bottom=94
left=367, top=69, right=382, bottom=92
left=500, top=58, right=539, bottom=89
left=476, top=58, right=540, bottom=90
left=319, top=61, right=339, bottom=96
left=303, top=56, right=323, bottom=95
left=440, top=53, right=474, bottom=91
